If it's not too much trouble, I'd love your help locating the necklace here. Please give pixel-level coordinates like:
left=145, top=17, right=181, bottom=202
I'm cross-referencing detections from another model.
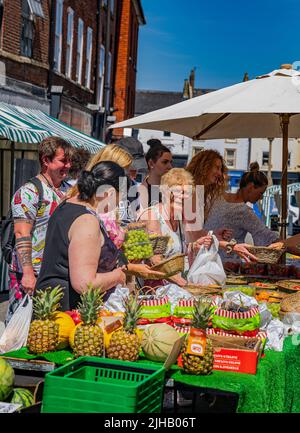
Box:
left=40, top=173, right=64, bottom=198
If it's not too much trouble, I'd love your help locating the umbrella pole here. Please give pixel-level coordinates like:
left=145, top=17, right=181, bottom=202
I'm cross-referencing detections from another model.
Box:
left=279, top=114, right=290, bottom=242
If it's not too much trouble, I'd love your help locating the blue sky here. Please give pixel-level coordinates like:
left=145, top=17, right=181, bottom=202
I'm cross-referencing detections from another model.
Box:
left=136, top=0, right=300, bottom=92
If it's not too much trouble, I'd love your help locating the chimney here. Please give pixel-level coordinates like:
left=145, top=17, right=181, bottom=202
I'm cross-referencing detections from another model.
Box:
left=183, top=79, right=189, bottom=99
left=243, top=72, right=249, bottom=82
left=189, top=68, right=195, bottom=94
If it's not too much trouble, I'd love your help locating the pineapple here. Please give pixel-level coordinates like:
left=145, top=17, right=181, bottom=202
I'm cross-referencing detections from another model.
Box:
left=106, top=292, right=142, bottom=361
left=28, top=286, right=64, bottom=354
left=73, top=287, right=104, bottom=358
left=182, top=297, right=214, bottom=375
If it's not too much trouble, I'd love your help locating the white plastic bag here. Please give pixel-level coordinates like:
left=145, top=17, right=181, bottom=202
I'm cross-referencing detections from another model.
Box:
left=103, top=285, right=130, bottom=312
left=0, top=295, right=33, bottom=354
left=156, top=284, right=193, bottom=314
left=187, top=231, right=226, bottom=285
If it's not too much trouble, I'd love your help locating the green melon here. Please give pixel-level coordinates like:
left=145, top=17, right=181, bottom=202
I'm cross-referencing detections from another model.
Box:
left=141, top=323, right=180, bottom=362
left=10, top=388, right=34, bottom=408
left=0, top=358, right=14, bottom=401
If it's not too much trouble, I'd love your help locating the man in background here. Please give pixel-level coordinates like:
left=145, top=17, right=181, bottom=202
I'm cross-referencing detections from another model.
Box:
left=6, top=136, right=73, bottom=322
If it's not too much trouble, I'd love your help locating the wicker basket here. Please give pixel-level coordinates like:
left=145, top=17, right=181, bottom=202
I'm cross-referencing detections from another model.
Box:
left=247, top=246, right=285, bottom=264
left=184, top=284, right=222, bottom=296
left=150, top=253, right=185, bottom=278
left=126, top=222, right=147, bottom=231
left=280, top=292, right=300, bottom=313
left=124, top=268, right=167, bottom=281
left=276, top=280, right=300, bottom=292
left=149, top=235, right=170, bottom=255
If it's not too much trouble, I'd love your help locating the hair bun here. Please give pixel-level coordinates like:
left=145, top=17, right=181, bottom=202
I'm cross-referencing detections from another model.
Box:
left=249, top=161, right=260, bottom=172
left=77, top=170, right=96, bottom=200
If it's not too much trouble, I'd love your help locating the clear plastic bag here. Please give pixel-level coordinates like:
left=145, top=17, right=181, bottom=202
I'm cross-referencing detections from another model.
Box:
left=0, top=295, right=33, bottom=353
left=187, top=232, right=226, bottom=285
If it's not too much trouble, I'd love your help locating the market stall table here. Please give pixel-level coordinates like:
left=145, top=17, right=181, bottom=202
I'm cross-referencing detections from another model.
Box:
left=1, top=337, right=300, bottom=413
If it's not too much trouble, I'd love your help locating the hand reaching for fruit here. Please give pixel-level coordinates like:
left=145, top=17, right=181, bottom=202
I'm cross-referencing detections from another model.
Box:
left=232, top=243, right=258, bottom=263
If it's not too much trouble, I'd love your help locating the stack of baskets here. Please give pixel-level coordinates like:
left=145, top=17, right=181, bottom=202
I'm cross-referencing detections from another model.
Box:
left=184, top=284, right=222, bottom=296
left=247, top=245, right=285, bottom=264
left=149, top=234, right=170, bottom=255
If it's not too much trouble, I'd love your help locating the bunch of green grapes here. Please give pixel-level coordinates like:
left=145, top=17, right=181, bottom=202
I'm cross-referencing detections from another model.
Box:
left=225, top=286, right=255, bottom=297
left=266, top=303, right=281, bottom=318
left=123, top=229, right=153, bottom=261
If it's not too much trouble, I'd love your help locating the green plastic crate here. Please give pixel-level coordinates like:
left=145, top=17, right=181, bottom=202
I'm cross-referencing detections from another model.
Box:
left=41, top=356, right=166, bottom=413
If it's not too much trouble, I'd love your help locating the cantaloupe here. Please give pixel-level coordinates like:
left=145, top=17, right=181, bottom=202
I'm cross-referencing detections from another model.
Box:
left=141, top=324, right=180, bottom=362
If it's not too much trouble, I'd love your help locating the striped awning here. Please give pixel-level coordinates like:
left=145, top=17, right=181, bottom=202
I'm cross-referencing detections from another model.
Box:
left=0, top=102, right=105, bottom=153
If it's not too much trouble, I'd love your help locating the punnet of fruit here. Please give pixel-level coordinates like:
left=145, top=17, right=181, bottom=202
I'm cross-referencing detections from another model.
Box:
left=122, top=229, right=154, bottom=261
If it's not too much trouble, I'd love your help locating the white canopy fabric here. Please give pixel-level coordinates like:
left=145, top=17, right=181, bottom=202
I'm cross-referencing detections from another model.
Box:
left=111, top=66, right=300, bottom=240
left=111, top=68, right=300, bottom=140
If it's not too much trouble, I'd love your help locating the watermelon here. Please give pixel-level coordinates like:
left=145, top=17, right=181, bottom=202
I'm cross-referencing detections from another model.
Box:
left=10, top=388, right=34, bottom=408
left=0, top=358, right=14, bottom=401
left=141, top=323, right=180, bottom=362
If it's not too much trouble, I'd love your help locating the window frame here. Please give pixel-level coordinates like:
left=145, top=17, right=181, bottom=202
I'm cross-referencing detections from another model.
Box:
left=105, top=51, right=112, bottom=110
left=76, top=18, right=84, bottom=84
left=97, top=44, right=105, bottom=106
left=65, top=7, right=74, bottom=79
left=54, top=0, right=64, bottom=72
left=262, top=151, right=269, bottom=166
left=224, top=148, right=236, bottom=168
left=20, top=0, right=34, bottom=58
left=85, top=27, right=93, bottom=89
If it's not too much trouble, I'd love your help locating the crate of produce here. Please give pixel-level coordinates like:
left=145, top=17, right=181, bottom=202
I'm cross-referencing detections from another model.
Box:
left=209, top=335, right=262, bottom=374
left=41, top=357, right=166, bottom=413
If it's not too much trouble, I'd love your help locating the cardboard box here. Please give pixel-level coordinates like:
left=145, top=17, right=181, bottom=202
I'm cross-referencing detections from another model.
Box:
left=209, top=335, right=262, bottom=375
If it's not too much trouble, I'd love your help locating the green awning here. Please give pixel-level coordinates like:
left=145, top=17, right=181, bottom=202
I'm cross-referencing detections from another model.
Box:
left=0, top=102, right=105, bottom=153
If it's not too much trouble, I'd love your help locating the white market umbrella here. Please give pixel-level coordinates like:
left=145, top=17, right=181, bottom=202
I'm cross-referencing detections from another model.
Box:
left=111, top=65, right=300, bottom=239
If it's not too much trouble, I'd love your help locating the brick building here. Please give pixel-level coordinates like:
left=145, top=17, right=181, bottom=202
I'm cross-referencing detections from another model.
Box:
left=112, top=0, right=145, bottom=139
left=0, top=0, right=145, bottom=140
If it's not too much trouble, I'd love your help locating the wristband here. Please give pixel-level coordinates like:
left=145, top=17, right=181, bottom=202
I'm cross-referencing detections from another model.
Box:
left=225, top=239, right=237, bottom=255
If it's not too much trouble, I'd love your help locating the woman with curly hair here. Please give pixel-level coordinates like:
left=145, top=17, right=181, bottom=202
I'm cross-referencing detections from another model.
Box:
left=186, top=150, right=257, bottom=262
left=186, top=149, right=228, bottom=221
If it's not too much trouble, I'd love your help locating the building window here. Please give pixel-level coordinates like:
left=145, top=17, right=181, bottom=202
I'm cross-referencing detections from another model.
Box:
left=97, top=45, right=105, bottom=106
left=110, top=0, right=114, bottom=13
left=85, top=27, right=93, bottom=89
left=163, top=131, right=171, bottom=137
left=288, top=152, right=291, bottom=167
left=105, top=52, right=112, bottom=110
left=27, top=0, right=44, bottom=18
left=192, top=147, right=204, bottom=157
left=20, top=0, right=33, bottom=58
left=76, top=18, right=84, bottom=84
left=65, top=8, right=74, bottom=79
left=224, top=149, right=236, bottom=168
left=262, top=151, right=269, bottom=166
left=54, top=0, right=63, bottom=71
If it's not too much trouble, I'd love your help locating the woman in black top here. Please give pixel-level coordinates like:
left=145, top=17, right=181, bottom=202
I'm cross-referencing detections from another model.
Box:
left=36, top=161, right=128, bottom=310
left=140, top=142, right=173, bottom=208
left=36, top=161, right=163, bottom=310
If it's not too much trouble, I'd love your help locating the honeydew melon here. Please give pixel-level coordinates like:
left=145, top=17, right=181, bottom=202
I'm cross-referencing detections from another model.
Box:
left=141, top=324, right=179, bottom=362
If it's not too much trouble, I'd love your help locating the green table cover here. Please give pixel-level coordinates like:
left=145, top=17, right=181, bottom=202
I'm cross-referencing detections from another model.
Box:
left=1, top=337, right=300, bottom=413
left=1, top=346, right=74, bottom=365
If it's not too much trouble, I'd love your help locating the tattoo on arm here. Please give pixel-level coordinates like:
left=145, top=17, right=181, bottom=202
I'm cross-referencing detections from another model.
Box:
left=16, top=237, right=33, bottom=267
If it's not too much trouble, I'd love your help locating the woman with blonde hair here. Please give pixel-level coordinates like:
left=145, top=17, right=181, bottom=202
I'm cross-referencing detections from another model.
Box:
left=139, top=168, right=213, bottom=287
